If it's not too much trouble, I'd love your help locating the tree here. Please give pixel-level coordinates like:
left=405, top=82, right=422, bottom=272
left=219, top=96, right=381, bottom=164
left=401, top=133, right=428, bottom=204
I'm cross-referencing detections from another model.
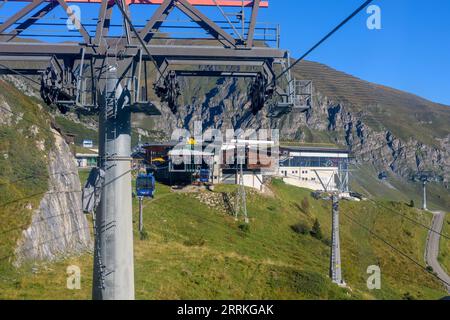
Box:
left=310, top=219, right=323, bottom=240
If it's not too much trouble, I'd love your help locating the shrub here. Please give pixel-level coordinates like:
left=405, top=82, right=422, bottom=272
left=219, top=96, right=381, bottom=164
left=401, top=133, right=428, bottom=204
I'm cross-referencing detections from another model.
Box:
left=140, top=228, right=149, bottom=241
left=404, top=229, right=413, bottom=237
left=409, top=200, right=415, bottom=208
left=321, top=238, right=332, bottom=247
left=291, top=222, right=310, bottom=235
left=310, top=219, right=323, bottom=240
left=183, top=235, right=206, bottom=247
left=238, top=223, right=250, bottom=233
left=402, top=292, right=416, bottom=300
left=301, top=197, right=310, bottom=214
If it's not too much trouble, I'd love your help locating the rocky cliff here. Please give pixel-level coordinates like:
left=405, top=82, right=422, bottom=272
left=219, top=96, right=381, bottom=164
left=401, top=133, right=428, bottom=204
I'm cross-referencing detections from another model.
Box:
left=13, top=129, right=92, bottom=266
left=0, top=77, right=91, bottom=267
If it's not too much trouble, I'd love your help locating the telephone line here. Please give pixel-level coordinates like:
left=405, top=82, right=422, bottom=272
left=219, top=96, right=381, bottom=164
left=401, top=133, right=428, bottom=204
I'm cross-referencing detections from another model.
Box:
left=274, top=0, right=375, bottom=82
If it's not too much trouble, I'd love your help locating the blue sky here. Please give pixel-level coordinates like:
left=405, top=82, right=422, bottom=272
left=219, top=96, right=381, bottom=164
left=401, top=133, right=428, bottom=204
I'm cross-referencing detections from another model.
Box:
left=258, top=0, right=450, bottom=106
left=2, top=0, right=450, bottom=105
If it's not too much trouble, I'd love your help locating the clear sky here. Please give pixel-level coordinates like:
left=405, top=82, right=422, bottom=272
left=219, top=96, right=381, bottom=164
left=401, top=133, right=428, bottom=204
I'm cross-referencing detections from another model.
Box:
left=2, top=0, right=450, bottom=105
left=257, top=0, right=450, bottom=106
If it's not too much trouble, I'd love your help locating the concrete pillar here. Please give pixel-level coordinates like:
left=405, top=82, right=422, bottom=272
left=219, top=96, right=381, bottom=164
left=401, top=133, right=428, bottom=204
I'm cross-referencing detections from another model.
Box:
left=92, top=65, right=135, bottom=300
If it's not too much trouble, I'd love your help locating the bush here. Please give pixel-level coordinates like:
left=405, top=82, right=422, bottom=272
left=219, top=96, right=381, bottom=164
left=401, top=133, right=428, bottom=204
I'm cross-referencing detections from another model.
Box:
left=409, top=200, right=415, bottom=208
left=402, top=292, right=416, bottom=300
left=310, top=219, right=323, bottom=240
left=404, top=229, right=413, bottom=237
left=321, top=238, right=332, bottom=247
left=183, top=235, right=206, bottom=247
left=140, top=228, right=149, bottom=241
left=291, top=222, right=310, bottom=235
left=238, top=223, right=250, bottom=233
left=301, top=197, right=310, bottom=214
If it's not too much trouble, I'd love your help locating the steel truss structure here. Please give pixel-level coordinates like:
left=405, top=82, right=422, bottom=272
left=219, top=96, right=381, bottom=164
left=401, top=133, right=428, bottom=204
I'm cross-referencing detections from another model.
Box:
left=0, top=0, right=311, bottom=300
left=0, top=0, right=309, bottom=116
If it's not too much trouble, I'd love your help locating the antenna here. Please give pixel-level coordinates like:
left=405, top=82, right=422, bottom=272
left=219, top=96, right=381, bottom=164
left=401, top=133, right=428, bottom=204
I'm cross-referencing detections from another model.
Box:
left=234, top=140, right=249, bottom=223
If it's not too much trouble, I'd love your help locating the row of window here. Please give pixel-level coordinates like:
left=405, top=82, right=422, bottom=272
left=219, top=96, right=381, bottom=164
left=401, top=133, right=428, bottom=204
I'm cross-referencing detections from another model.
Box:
left=280, top=170, right=309, bottom=175
left=280, top=157, right=348, bottom=168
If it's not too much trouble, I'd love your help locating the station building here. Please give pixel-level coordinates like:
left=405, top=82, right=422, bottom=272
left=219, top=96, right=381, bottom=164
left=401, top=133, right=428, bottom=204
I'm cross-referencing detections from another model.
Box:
left=278, top=145, right=349, bottom=192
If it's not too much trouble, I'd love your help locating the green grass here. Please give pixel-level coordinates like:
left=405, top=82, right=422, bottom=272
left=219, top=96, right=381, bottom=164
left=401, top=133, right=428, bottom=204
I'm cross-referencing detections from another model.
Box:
left=438, top=214, right=450, bottom=275
left=54, top=116, right=98, bottom=146
left=1, top=178, right=448, bottom=300
left=350, top=163, right=450, bottom=212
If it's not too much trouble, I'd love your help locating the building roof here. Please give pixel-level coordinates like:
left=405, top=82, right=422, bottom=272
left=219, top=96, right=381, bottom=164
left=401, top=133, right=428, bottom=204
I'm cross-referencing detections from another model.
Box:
left=168, top=148, right=214, bottom=157
left=142, top=141, right=178, bottom=148
left=76, top=153, right=98, bottom=158
left=280, top=145, right=349, bottom=154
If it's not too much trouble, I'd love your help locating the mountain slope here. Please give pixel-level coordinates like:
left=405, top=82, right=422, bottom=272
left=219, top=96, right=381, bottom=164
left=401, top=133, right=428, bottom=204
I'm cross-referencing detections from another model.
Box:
left=127, top=59, right=450, bottom=209
left=292, top=60, right=450, bottom=146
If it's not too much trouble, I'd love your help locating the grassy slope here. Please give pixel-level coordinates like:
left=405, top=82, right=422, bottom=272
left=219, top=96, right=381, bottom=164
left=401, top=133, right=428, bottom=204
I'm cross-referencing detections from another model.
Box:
left=0, top=80, right=54, bottom=270
left=350, top=164, right=450, bottom=212
left=54, top=116, right=98, bottom=146
left=438, top=214, right=450, bottom=275
left=0, top=178, right=447, bottom=300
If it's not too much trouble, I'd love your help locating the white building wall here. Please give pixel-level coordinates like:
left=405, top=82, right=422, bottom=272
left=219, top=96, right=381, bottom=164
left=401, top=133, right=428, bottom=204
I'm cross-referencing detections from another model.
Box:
left=238, top=172, right=264, bottom=191
left=218, top=170, right=264, bottom=191
left=279, top=166, right=338, bottom=191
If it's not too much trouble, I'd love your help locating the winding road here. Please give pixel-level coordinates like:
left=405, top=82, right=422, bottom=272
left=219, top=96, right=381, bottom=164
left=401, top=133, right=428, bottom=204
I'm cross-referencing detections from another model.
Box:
left=425, top=211, right=450, bottom=294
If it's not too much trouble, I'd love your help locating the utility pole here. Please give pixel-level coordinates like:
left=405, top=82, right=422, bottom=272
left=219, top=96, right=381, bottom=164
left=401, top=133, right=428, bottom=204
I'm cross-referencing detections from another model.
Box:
left=93, top=65, right=135, bottom=300
left=234, top=142, right=248, bottom=223
left=138, top=197, right=144, bottom=233
left=422, top=180, right=428, bottom=211
left=330, top=194, right=344, bottom=285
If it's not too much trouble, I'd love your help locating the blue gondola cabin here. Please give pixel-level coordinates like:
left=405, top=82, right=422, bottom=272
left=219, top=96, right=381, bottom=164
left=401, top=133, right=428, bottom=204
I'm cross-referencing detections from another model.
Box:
left=136, top=173, right=156, bottom=198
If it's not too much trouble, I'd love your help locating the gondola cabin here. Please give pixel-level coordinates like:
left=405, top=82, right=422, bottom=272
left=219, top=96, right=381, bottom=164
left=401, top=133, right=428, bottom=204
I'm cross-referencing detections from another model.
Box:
left=136, top=173, right=156, bottom=198
left=199, top=169, right=210, bottom=183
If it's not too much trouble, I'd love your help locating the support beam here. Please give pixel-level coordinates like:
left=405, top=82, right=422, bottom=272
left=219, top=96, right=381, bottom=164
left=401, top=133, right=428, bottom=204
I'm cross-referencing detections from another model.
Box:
left=6, top=0, right=269, bottom=7
left=176, top=0, right=236, bottom=47
left=119, top=0, right=133, bottom=45
left=0, top=0, right=44, bottom=34
left=55, top=0, right=92, bottom=44
left=139, top=0, right=175, bottom=43
left=94, top=0, right=114, bottom=47
left=246, top=0, right=260, bottom=47
left=0, top=42, right=287, bottom=59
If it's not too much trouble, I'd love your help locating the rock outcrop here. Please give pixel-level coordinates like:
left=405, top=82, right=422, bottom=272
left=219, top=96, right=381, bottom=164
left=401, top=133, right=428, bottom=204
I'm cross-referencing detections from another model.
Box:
left=14, top=129, right=92, bottom=266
